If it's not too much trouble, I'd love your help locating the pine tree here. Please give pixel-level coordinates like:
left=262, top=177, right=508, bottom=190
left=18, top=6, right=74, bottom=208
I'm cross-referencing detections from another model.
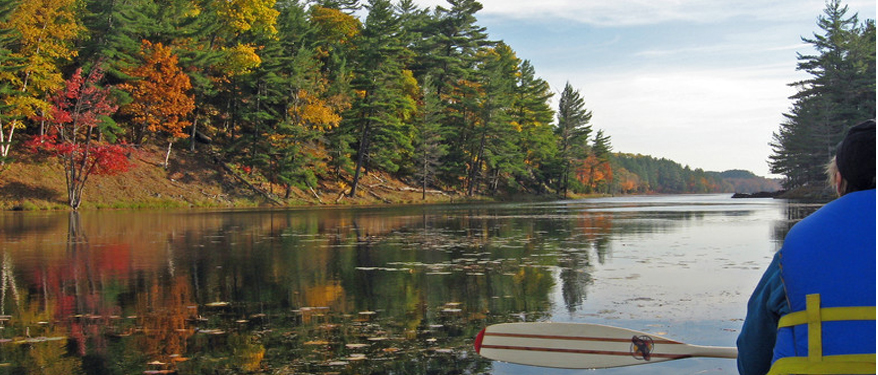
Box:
left=467, top=43, right=518, bottom=195
left=413, top=75, right=446, bottom=199
left=345, top=0, right=415, bottom=197
left=308, top=4, right=359, bottom=180
left=78, top=0, right=153, bottom=82
left=511, top=60, right=555, bottom=193
left=254, top=1, right=338, bottom=196
left=769, top=0, right=875, bottom=188
left=415, top=0, right=491, bottom=191
left=554, top=82, right=592, bottom=196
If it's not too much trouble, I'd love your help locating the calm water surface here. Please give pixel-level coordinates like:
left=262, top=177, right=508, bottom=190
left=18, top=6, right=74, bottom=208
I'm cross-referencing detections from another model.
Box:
left=0, top=195, right=822, bottom=375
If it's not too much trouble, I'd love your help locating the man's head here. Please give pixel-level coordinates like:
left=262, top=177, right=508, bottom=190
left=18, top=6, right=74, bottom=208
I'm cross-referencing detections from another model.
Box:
left=831, top=119, right=876, bottom=195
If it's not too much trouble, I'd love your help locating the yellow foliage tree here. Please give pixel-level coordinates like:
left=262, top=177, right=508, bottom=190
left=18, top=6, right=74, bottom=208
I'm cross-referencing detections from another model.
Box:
left=289, top=89, right=342, bottom=131
left=217, top=43, right=263, bottom=77
left=211, top=0, right=279, bottom=36
left=309, top=6, right=361, bottom=44
left=0, top=0, right=82, bottom=160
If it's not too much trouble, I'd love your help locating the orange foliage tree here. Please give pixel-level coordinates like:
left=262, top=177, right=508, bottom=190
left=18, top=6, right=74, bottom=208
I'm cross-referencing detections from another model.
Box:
left=120, top=40, right=194, bottom=166
left=576, top=154, right=613, bottom=193
left=614, top=167, right=645, bottom=194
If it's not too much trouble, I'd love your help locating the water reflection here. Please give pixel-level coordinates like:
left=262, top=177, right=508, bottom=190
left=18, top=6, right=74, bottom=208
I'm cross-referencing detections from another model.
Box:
left=0, top=196, right=814, bottom=374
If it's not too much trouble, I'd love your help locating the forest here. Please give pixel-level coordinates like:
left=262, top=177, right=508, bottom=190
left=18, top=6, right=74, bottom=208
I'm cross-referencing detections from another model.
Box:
left=0, top=0, right=867, bottom=209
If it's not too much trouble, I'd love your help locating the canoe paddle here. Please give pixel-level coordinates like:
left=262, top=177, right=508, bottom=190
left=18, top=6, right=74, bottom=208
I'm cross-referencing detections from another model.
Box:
left=474, top=322, right=738, bottom=369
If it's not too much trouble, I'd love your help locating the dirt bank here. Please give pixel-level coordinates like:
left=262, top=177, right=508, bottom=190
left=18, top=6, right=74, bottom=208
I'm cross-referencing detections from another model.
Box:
left=0, top=146, right=466, bottom=211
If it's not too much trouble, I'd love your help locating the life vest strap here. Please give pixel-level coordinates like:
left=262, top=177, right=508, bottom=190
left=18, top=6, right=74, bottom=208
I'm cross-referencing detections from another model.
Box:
left=769, top=294, right=877, bottom=375
left=767, top=354, right=876, bottom=375
left=778, top=306, right=877, bottom=328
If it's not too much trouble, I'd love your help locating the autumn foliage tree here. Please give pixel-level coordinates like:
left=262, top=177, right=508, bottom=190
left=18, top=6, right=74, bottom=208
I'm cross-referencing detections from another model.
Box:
left=0, top=0, right=82, bottom=161
left=120, top=40, right=194, bottom=166
left=26, top=65, right=131, bottom=210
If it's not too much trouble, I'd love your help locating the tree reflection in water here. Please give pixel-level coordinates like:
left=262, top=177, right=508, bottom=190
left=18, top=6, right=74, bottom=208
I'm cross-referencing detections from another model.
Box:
left=0, top=197, right=803, bottom=374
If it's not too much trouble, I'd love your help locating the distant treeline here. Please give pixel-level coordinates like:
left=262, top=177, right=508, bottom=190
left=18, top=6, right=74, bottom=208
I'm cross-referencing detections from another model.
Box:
left=610, top=154, right=781, bottom=195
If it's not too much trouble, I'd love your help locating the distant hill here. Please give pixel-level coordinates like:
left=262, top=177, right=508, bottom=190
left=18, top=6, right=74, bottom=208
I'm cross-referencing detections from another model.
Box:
left=711, top=169, right=783, bottom=194
left=611, top=154, right=782, bottom=195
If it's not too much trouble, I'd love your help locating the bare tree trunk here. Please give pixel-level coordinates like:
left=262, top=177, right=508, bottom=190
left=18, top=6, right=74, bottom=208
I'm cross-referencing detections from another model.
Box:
left=349, top=121, right=371, bottom=197
left=164, top=141, right=173, bottom=169
left=190, top=116, right=198, bottom=152
left=467, top=132, right=487, bottom=196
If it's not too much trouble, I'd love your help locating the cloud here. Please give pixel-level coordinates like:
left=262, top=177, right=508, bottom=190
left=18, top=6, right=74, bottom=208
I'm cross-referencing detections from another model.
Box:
left=403, top=0, right=875, bottom=176
left=413, top=0, right=831, bottom=26
left=568, top=64, right=801, bottom=175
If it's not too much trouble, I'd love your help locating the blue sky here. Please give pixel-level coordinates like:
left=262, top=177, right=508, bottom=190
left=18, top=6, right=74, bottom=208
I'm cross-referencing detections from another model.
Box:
left=410, top=0, right=876, bottom=177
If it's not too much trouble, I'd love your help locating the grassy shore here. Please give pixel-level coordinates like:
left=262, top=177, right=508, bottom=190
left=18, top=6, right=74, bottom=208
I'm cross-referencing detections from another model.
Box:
left=0, top=145, right=489, bottom=211
left=5, top=146, right=793, bottom=212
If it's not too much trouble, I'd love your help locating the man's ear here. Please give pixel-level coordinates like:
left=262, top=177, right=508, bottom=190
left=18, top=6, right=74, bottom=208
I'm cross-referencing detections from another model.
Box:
left=835, top=171, right=844, bottom=196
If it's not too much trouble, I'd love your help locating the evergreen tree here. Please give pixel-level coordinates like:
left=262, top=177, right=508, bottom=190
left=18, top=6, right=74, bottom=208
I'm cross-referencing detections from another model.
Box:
left=554, top=82, right=592, bottom=196
left=511, top=60, right=555, bottom=193
left=470, top=43, right=521, bottom=195
left=413, top=75, right=446, bottom=199
left=78, top=0, right=153, bottom=81
left=317, top=0, right=360, bottom=13
left=346, top=0, right=415, bottom=197
left=308, top=4, right=359, bottom=179
left=416, top=0, right=492, bottom=190
left=769, top=0, right=875, bottom=188
left=416, top=0, right=488, bottom=98
left=255, top=1, right=338, bottom=196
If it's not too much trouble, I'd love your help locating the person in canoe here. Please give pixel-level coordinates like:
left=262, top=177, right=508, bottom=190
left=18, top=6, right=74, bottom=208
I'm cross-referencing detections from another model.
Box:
left=736, top=119, right=876, bottom=375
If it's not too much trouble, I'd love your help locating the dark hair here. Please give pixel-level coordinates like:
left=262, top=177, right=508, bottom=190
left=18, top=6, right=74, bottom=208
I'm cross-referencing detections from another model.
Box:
left=835, top=119, right=876, bottom=194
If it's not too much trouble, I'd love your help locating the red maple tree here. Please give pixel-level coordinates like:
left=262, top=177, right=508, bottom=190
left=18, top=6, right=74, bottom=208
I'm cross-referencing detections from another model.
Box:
left=26, top=64, right=132, bottom=209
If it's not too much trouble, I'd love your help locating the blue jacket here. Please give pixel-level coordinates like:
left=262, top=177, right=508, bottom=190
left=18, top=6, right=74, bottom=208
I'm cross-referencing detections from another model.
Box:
left=737, top=190, right=877, bottom=375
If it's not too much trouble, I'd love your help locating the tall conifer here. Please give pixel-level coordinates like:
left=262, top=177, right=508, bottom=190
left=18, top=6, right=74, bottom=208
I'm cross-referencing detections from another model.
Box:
left=554, top=82, right=592, bottom=196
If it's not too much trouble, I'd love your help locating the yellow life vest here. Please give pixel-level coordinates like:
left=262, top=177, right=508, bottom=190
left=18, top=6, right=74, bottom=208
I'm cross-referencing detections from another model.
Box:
left=767, top=294, right=876, bottom=375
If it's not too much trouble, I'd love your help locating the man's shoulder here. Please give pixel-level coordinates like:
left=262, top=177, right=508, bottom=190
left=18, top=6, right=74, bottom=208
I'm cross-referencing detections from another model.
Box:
left=794, top=189, right=875, bottom=229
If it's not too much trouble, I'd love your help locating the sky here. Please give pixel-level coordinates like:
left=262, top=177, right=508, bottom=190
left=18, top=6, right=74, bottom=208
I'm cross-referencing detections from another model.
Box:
left=408, top=0, right=876, bottom=178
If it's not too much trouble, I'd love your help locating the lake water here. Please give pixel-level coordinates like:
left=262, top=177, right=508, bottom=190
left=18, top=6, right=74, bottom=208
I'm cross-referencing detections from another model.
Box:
left=0, top=194, right=823, bottom=375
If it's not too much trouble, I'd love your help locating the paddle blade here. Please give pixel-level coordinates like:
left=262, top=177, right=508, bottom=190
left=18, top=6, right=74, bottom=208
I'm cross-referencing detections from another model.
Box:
left=475, top=322, right=737, bottom=369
